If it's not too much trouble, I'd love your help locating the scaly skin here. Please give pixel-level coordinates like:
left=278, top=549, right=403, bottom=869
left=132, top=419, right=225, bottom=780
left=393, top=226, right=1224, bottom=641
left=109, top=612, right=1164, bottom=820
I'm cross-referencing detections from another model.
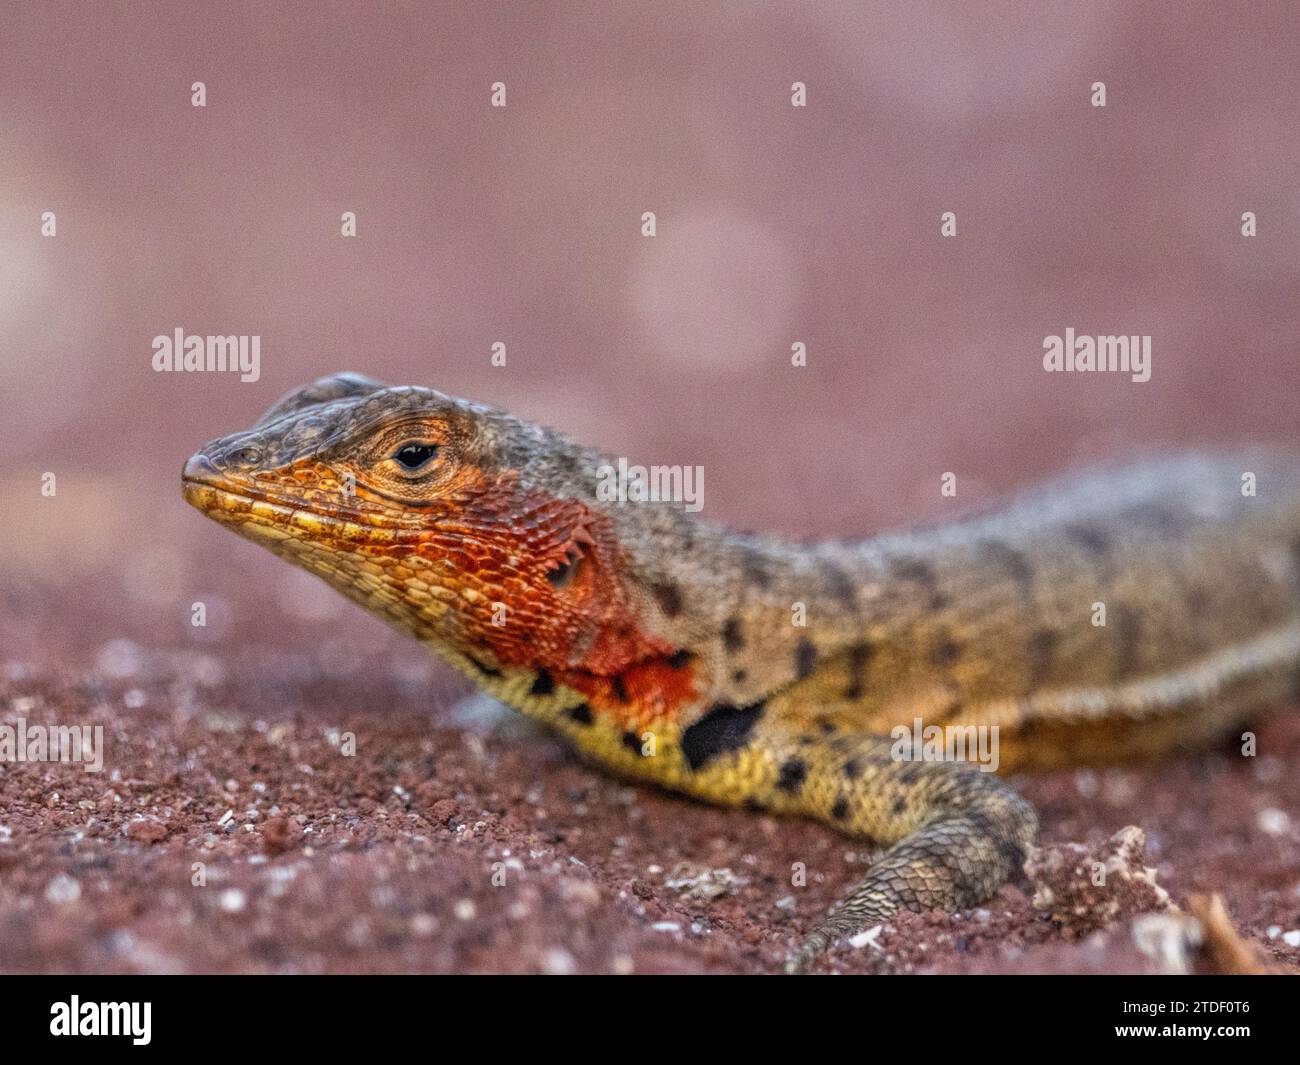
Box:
left=182, top=373, right=1300, bottom=972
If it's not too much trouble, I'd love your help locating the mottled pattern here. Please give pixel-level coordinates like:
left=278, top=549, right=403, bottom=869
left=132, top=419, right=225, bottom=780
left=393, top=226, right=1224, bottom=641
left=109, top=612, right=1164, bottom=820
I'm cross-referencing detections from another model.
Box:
left=184, top=374, right=1300, bottom=971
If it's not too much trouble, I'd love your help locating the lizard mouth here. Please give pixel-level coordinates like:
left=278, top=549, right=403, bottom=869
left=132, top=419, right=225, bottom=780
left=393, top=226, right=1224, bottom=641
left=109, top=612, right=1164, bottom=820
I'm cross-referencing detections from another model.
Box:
left=183, top=452, right=279, bottom=515
left=181, top=451, right=418, bottom=547
left=182, top=451, right=332, bottom=537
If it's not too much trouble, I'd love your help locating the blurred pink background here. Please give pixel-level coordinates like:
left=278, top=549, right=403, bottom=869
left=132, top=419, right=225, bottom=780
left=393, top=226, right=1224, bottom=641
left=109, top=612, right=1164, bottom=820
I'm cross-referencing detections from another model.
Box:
left=3, top=1, right=1299, bottom=661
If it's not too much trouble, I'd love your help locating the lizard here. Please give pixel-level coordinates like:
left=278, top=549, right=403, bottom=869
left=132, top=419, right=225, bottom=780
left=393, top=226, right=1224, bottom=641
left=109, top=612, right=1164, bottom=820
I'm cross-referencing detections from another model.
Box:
left=181, top=372, right=1300, bottom=972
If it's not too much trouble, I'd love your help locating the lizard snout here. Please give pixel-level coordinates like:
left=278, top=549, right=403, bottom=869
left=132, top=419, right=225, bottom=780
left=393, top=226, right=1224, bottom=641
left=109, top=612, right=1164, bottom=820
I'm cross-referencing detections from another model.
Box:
left=182, top=451, right=222, bottom=485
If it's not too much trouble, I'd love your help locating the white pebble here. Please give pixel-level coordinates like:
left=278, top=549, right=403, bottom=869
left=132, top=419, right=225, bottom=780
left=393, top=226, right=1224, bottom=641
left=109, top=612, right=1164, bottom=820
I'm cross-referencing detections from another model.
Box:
left=96, top=639, right=142, bottom=679
left=219, top=888, right=247, bottom=913
left=1256, top=808, right=1291, bottom=836
left=848, top=924, right=884, bottom=951
left=45, top=874, right=81, bottom=904
left=542, top=948, right=576, bottom=975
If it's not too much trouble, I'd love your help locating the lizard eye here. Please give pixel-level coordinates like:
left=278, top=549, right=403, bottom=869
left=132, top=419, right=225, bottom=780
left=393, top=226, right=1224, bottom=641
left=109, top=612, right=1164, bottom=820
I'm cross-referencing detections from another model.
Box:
left=392, top=442, right=439, bottom=472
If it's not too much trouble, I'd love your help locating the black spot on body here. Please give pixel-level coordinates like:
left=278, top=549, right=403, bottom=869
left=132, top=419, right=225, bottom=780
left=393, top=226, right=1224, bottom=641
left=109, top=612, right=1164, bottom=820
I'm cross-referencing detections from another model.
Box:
left=794, top=637, right=818, bottom=680
left=822, top=561, right=858, bottom=615
left=931, top=634, right=961, bottom=668
left=1064, top=525, right=1110, bottom=555
left=566, top=703, right=593, bottom=726
left=777, top=758, right=807, bottom=794
left=731, top=669, right=748, bottom=684
left=611, top=674, right=629, bottom=703
left=843, top=757, right=861, bottom=779
left=723, top=617, right=745, bottom=653
left=1133, top=504, right=1186, bottom=535
left=679, top=700, right=766, bottom=770
left=892, top=796, right=907, bottom=816
left=529, top=669, right=554, bottom=696
left=467, top=655, right=502, bottom=678
left=979, top=540, right=1035, bottom=592
left=741, top=548, right=773, bottom=589
left=650, top=581, right=684, bottom=618
left=667, top=649, right=694, bottom=669
left=843, top=642, right=872, bottom=700
left=892, top=557, right=947, bottom=609
left=892, top=558, right=936, bottom=585
left=830, top=797, right=850, bottom=821
left=1112, top=604, right=1143, bottom=680
left=1028, top=628, right=1061, bottom=689
left=621, top=730, right=644, bottom=755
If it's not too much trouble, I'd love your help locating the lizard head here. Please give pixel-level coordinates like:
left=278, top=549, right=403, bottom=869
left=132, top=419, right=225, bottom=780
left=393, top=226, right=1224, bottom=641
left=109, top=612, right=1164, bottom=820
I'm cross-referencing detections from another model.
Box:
left=183, top=373, right=698, bottom=727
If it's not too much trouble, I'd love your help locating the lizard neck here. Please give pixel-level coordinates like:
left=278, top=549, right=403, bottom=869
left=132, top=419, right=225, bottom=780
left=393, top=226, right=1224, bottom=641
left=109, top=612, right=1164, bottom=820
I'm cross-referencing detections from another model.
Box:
left=605, top=503, right=904, bottom=713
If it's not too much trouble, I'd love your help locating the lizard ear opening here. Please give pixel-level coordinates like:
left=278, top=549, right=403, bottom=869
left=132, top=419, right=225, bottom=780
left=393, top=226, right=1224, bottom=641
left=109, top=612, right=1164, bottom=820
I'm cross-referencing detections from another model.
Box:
left=546, top=546, right=585, bottom=590
left=255, top=372, right=388, bottom=428
left=539, top=505, right=601, bottom=598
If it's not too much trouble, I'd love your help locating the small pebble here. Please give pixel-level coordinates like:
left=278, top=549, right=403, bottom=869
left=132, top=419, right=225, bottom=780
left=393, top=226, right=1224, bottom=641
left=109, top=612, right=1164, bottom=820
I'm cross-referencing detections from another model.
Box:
left=45, top=874, right=81, bottom=904
left=848, top=925, right=884, bottom=951
left=542, top=948, right=576, bottom=975
left=1256, top=808, right=1291, bottom=837
left=127, top=820, right=167, bottom=844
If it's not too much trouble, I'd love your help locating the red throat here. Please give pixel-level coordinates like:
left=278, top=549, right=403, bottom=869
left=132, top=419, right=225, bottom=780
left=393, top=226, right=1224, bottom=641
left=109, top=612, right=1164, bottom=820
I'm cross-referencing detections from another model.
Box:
left=397, top=478, right=698, bottom=731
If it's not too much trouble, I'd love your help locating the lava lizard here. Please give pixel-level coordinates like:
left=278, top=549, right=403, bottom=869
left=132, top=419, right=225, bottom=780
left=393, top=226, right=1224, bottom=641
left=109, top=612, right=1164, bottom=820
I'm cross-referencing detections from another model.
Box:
left=182, top=373, right=1300, bottom=971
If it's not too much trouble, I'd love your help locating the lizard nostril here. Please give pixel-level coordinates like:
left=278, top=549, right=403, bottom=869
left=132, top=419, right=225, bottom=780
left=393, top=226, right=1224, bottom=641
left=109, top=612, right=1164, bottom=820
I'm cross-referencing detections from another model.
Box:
left=182, top=453, right=221, bottom=484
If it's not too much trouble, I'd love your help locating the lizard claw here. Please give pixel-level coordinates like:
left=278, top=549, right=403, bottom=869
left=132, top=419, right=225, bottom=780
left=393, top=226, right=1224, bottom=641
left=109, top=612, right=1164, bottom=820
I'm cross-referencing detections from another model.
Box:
left=785, top=915, right=855, bottom=973
left=784, top=931, right=831, bottom=974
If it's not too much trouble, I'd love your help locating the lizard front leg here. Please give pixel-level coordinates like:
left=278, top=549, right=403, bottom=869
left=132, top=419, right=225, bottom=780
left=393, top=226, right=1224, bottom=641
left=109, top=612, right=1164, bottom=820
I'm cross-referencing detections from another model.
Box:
left=777, top=733, right=1038, bottom=973
left=554, top=702, right=1038, bottom=973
